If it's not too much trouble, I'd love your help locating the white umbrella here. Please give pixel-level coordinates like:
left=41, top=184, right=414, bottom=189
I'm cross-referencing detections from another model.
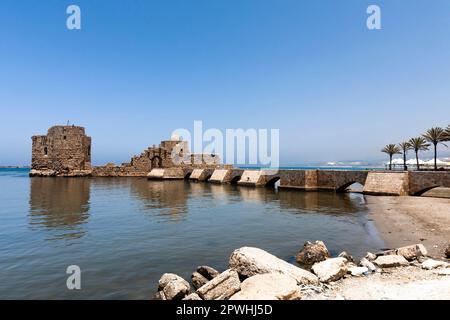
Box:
left=391, top=158, right=404, bottom=165
left=425, top=158, right=447, bottom=165
left=406, top=159, right=425, bottom=165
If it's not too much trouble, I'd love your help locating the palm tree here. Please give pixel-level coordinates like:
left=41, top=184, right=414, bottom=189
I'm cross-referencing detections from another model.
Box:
left=382, top=144, right=401, bottom=170
left=445, top=125, right=450, bottom=141
left=398, top=142, right=411, bottom=171
left=408, top=137, right=429, bottom=171
left=422, top=127, right=447, bottom=170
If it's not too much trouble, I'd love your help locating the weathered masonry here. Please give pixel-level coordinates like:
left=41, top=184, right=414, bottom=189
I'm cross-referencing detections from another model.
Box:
left=201, top=168, right=450, bottom=196
left=30, top=125, right=220, bottom=177
left=30, top=125, right=450, bottom=197
left=30, top=126, right=92, bottom=176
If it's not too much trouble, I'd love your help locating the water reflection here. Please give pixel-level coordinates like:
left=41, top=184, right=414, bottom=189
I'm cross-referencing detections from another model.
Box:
left=278, top=189, right=366, bottom=215
left=27, top=178, right=368, bottom=240
left=236, top=186, right=366, bottom=216
left=128, top=179, right=188, bottom=222
left=29, top=178, right=91, bottom=240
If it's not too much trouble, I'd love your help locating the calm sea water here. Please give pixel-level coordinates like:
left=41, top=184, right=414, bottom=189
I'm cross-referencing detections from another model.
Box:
left=0, top=168, right=384, bottom=299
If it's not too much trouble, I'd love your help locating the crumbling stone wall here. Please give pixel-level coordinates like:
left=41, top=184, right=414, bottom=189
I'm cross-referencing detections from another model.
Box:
left=31, top=126, right=220, bottom=177
left=92, top=138, right=220, bottom=177
left=31, top=125, right=91, bottom=174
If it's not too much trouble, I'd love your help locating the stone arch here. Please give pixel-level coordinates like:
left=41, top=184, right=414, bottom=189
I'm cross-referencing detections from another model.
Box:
left=336, top=181, right=358, bottom=192
left=151, top=156, right=162, bottom=168
left=336, top=179, right=367, bottom=192
left=413, top=185, right=442, bottom=196
left=230, top=175, right=241, bottom=184
left=265, top=176, right=281, bottom=188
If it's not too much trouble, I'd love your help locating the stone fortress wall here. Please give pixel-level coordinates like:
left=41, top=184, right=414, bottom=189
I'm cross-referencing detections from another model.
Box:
left=30, top=125, right=92, bottom=176
left=30, top=125, right=220, bottom=177
left=29, top=125, right=450, bottom=197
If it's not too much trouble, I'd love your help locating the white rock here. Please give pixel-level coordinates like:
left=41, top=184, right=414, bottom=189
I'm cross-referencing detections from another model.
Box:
left=311, top=257, right=348, bottom=283
left=197, top=269, right=240, bottom=300
left=160, top=274, right=190, bottom=300
left=365, top=252, right=377, bottom=261
left=229, top=247, right=318, bottom=285
left=348, top=266, right=369, bottom=276
left=229, top=273, right=301, bottom=300
left=158, top=273, right=188, bottom=290
left=421, top=259, right=449, bottom=270
left=359, top=258, right=377, bottom=272
left=373, top=255, right=409, bottom=268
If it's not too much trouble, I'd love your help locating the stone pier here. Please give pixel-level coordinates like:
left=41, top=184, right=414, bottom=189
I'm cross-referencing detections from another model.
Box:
left=147, top=168, right=192, bottom=180
left=189, top=169, right=215, bottom=182
left=209, top=169, right=245, bottom=184
left=230, top=169, right=450, bottom=197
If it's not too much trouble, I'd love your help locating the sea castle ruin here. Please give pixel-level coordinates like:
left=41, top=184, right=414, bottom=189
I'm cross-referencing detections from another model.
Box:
left=30, top=125, right=220, bottom=178
left=30, top=125, right=450, bottom=197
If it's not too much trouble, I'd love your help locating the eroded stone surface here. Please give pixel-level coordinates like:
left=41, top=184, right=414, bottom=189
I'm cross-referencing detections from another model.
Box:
left=197, top=269, right=241, bottom=300
left=296, top=241, right=330, bottom=266
left=365, top=252, right=377, bottom=261
left=182, top=293, right=202, bottom=300
left=230, top=273, right=300, bottom=300
left=311, top=257, right=348, bottom=283
left=373, top=255, right=409, bottom=268
left=192, top=272, right=209, bottom=290
left=192, top=266, right=220, bottom=289
left=158, top=273, right=190, bottom=300
left=229, top=247, right=318, bottom=285
left=360, top=258, right=377, bottom=272
left=421, top=259, right=449, bottom=270
left=396, top=244, right=428, bottom=260
left=197, top=265, right=220, bottom=279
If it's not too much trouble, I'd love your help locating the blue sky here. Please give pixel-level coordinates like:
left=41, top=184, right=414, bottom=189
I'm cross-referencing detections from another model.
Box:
left=1, top=0, right=449, bottom=166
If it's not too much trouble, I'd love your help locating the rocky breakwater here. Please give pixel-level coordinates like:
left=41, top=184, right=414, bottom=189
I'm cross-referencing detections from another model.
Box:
left=153, top=242, right=450, bottom=300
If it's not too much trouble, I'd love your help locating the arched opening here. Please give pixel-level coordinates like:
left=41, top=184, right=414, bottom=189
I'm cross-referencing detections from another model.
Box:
left=230, top=175, right=242, bottom=184
left=184, top=172, right=192, bottom=179
left=414, top=185, right=441, bottom=196
left=265, top=177, right=281, bottom=188
left=337, top=181, right=364, bottom=193
left=204, top=174, right=212, bottom=182
left=151, top=156, right=162, bottom=168
left=44, top=147, right=48, bottom=155
left=419, top=186, right=450, bottom=198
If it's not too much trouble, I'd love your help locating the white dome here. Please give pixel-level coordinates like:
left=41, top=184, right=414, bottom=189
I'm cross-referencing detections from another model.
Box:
left=170, top=134, right=181, bottom=141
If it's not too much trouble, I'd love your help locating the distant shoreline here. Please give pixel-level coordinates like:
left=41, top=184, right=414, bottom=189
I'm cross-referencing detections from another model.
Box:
left=0, top=166, right=30, bottom=169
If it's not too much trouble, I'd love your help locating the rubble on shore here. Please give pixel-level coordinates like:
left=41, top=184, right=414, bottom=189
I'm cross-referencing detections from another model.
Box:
left=153, top=242, right=450, bottom=300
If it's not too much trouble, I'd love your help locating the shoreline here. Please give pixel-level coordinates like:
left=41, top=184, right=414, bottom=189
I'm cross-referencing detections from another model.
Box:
left=365, top=195, right=450, bottom=259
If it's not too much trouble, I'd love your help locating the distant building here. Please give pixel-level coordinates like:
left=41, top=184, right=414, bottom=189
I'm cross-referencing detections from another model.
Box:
left=31, top=125, right=91, bottom=175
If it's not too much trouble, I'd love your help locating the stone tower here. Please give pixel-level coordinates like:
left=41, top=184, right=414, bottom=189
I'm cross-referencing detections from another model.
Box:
left=31, top=125, right=91, bottom=175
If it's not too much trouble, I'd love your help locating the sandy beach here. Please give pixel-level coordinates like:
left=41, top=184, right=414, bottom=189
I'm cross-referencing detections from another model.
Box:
left=366, top=195, right=450, bottom=258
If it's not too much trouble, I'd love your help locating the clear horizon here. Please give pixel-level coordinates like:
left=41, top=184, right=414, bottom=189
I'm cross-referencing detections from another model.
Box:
left=1, top=1, right=450, bottom=166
